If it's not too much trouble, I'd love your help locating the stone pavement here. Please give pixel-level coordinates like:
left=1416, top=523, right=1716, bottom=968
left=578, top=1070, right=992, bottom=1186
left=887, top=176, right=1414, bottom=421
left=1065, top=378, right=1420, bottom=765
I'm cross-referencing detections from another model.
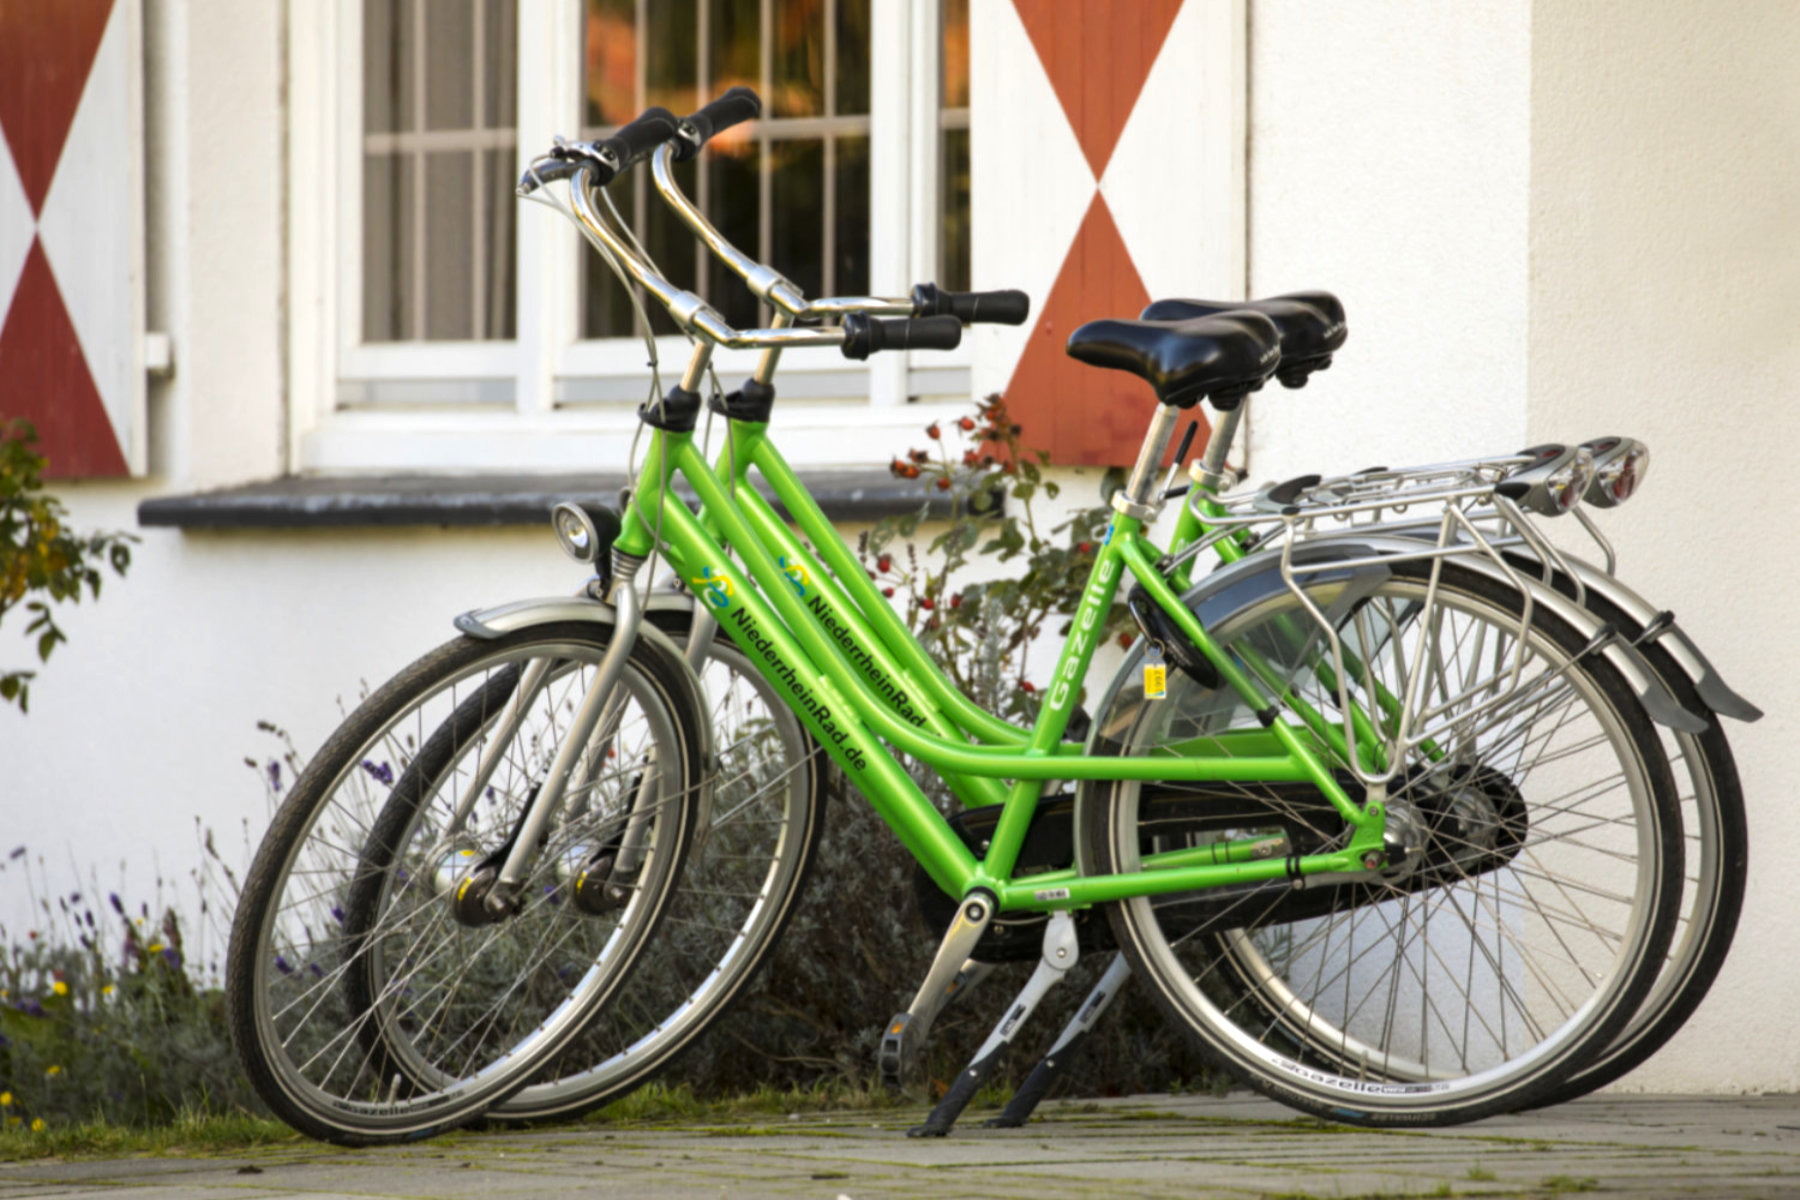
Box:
left=4, top=1094, right=1799, bottom=1199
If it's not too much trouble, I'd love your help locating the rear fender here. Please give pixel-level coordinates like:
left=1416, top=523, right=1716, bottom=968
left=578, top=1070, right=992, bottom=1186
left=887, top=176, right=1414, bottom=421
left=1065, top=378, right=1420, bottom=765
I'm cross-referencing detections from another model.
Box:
left=1501, top=547, right=1762, bottom=723
left=1070, top=538, right=1707, bottom=876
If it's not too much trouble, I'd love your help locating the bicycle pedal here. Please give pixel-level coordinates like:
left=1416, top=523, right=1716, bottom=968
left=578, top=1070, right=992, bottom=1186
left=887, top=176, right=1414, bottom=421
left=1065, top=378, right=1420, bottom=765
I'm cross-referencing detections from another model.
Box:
left=878, top=1011, right=915, bottom=1092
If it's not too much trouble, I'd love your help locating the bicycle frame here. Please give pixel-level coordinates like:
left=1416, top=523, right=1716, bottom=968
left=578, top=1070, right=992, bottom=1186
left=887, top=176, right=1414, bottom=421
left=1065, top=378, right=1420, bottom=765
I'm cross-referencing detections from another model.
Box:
left=613, top=418, right=1387, bottom=914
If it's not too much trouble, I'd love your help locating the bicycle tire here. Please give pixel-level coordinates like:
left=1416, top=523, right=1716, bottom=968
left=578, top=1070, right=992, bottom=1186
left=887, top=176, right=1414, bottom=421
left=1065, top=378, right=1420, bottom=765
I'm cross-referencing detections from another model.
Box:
left=1083, top=558, right=1682, bottom=1126
left=226, top=622, right=703, bottom=1144
left=1516, top=580, right=1746, bottom=1106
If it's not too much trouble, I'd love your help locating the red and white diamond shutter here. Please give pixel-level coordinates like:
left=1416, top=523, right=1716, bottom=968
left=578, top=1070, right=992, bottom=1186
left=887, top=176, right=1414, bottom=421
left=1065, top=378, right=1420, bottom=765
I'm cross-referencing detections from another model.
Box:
left=971, top=0, right=1244, bottom=467
left=0, top=0, right=147, bottom=479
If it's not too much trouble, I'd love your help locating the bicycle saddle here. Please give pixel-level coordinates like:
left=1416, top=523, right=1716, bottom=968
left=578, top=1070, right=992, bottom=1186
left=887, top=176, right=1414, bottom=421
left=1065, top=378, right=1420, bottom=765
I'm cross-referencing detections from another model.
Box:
left=1065, top=309, right=1280, bottom=410
left=1140, top=290, right=1345, bottom=389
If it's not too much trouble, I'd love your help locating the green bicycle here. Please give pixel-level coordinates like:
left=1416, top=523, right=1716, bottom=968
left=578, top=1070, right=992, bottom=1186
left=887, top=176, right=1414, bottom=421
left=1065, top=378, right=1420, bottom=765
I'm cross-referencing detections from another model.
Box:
left=227, top=96, right=1703, bottom=1143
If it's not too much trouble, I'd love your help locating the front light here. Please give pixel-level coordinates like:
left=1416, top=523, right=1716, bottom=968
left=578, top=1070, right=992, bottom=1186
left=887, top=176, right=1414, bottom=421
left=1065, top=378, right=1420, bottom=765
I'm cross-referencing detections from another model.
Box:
left=1581, top=437, right=1650, bottom=507
left=553, top=502, right=601, bottom=563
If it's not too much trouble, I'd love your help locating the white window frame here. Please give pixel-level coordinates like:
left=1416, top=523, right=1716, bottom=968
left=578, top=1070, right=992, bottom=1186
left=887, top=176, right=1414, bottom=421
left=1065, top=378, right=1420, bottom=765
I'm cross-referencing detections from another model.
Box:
left=287, top=0, right=974, bottom=476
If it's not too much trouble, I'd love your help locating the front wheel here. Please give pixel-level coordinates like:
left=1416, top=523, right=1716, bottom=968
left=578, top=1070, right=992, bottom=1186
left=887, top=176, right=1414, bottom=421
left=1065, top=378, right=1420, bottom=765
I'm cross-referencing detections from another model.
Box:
left=487, top=620, right=828, bottom=1122
left=225, top=622, right=703, bottom=1144
left=1084, top=558, right=1682, bottom=1126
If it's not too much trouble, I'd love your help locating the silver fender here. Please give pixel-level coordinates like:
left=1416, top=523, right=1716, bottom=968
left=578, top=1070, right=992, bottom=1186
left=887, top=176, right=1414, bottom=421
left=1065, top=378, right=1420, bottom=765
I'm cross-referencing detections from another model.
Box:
left=1500, top=547, right=1762, bottom=723
left=453, top=594, right=717, bottom=827
left=1071, top=539, right=1706, bottom=877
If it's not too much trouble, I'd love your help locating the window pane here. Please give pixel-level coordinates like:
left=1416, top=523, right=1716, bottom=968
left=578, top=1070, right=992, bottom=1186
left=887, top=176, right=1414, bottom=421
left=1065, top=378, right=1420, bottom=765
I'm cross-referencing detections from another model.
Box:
left=770, top=138, right=824, bottom=300
left=706, top=139, right=762, bottom=330
left=424, top=152, right=475, bottom=340
left=484, top=149, right=518, bottom=338
left=582, top=188, right=640, bottom=341
left=708, top=0, right=759, bottom=95
left=363, top=0, right=517, bottom=345
left=584, top=0, right=637, bottom=128
left=644, top=157, right=701, bottom=337
left=485, top=0, right=518, bottom=128
left=362, top=152, right=415, bottom=341
left=836, top=0, right=869, bottom=115
left=834, top=134, right=868, bottom=296
left=772, top=0, right=824, bottom=118
left=364, top=0, right=414, bottom=134
left=645, top=0, right=699, bottom=117
left=424, top=2, right=474, bottom=131
left=940, top=127, right=969, bottom=292
left=942, top=0, right=969, bottom=109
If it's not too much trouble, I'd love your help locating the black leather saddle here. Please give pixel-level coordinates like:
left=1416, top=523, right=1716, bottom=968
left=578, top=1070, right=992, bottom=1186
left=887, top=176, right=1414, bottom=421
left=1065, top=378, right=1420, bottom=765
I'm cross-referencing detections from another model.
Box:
left=1065, top=310, right=1281, bottom=411
left=1140, top=291, right=1345, bottom=388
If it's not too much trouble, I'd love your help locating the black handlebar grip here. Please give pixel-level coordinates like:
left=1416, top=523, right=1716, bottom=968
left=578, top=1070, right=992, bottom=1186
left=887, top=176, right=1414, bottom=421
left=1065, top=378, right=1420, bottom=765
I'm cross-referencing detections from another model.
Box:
left=910, top=282, right=1032, bottom=326
left=840, top=314, right=964, bottom=360
left=673, top=87, right=763, bottom=162
left=588, top=106, right=680, bottom=182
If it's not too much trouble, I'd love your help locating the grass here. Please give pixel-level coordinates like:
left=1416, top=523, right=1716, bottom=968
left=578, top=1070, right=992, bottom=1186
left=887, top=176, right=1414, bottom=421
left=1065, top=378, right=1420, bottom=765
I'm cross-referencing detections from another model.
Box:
left=0, top=1109, right=300, bottom=1163
left=0, top=1080, right=934, bottom=1163
left=576, top=1078, right=942, bottom=1126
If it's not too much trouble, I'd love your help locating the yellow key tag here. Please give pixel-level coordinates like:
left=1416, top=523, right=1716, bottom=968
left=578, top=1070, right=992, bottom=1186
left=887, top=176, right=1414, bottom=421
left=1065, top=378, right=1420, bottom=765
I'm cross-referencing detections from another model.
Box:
left=1144, top=644, right=1167, bottom=700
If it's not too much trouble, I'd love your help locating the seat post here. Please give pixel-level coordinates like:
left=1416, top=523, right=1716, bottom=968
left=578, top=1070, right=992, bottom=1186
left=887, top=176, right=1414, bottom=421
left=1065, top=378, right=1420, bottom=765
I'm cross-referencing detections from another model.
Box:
left=1114, top=403, right=1182, bottom=519
left=1193, top=403, right=1245, bottom=494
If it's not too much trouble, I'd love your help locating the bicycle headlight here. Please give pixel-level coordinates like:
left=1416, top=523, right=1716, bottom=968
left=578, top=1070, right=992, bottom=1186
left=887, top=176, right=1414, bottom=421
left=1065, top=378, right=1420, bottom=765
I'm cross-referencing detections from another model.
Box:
left=553, top=502, right=601, bottom=563
left=1580, top=437, right=1650, bottom=508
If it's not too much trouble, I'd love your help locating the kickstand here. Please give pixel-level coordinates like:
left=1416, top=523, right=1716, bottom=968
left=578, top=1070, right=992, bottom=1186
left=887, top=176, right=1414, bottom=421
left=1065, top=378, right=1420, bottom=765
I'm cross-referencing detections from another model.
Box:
left=984, top=952, right=1131, bottom=1128
left=908, top=911, right=1079, bottom=1138
left=880, top=892, right=996, bottom=1091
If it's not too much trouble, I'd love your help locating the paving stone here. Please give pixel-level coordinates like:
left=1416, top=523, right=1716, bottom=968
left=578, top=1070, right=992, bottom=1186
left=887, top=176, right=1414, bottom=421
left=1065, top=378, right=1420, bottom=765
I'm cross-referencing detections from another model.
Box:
left=4, top=1095, right=1800, bottom=1198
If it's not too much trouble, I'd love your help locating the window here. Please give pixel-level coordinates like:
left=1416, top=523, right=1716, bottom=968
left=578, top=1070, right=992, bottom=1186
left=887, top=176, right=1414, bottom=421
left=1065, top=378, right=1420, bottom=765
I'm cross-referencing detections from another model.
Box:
left=577, top=0, right=873, bottom=337
left=362, top=0, right=518, bottom=343
left=291, top=0, right=973, bottom=471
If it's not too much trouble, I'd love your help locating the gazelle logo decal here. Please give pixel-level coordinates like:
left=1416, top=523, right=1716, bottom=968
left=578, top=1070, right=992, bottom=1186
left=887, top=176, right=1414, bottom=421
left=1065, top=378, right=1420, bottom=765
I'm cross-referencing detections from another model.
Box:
left=691, top=566, right=734, bottom=609
left=777, top=556, right=811, bottom=599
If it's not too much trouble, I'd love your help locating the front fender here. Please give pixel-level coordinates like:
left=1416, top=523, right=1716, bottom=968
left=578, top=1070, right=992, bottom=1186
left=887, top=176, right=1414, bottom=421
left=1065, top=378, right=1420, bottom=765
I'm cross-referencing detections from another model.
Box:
left=453, top=593, right=717, bottom=816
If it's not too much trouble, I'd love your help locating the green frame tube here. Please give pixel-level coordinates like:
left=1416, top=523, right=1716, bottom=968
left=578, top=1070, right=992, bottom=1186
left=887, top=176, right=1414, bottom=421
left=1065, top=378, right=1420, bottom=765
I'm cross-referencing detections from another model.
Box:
left=613, top=424, right=1386, bottom=911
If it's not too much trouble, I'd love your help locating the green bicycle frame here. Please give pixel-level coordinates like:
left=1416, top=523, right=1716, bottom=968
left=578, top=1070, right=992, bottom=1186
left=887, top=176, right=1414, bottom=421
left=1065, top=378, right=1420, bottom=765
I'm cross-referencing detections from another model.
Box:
left=612, top=422, right=1388, bottom=914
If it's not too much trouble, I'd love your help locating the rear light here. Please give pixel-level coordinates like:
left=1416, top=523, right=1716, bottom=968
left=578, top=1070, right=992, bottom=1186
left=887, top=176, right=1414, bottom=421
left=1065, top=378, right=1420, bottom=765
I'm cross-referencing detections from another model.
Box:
left=1497, top=444, right=1594, bottom=517
left=1580, top=437, right=1650, bottom=507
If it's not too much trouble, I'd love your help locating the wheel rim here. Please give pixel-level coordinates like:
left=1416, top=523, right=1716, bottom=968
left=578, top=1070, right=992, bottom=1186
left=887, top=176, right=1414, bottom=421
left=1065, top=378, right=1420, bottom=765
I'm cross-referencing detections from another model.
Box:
left=1106, top=568, right=1671, bottom=1112
left=246, top=638, right=688, bottom=1130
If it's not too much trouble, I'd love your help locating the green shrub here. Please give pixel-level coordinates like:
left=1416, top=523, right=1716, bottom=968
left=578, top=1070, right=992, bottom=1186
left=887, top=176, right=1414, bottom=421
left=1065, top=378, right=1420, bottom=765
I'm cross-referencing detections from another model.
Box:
left=0, top=419, right=135, bottom=712
left=0, top=831, right=263, bottom=1133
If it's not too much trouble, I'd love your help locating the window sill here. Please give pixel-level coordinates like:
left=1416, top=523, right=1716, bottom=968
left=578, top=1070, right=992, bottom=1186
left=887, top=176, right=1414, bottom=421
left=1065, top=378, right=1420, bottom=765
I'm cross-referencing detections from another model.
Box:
left=136, top=470, right=993, bottom=530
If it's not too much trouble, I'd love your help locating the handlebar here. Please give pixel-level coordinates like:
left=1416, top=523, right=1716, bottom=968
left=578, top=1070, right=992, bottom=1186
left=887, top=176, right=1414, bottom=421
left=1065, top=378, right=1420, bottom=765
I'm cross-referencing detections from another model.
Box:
left=672, top=86, right=761, bottom=163
left=840, top=315, right=964, bottom=360
left=518, top=106, right=679, bottom=195
left=523, top=90, right=1022, bottom=363
left=910, top=282, right=1031, bottom=326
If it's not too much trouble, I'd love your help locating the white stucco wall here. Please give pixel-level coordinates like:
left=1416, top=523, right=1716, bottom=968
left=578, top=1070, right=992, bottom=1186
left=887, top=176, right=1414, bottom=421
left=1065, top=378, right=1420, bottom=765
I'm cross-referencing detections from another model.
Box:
left=1244, top=0, right=1532, bottom=486
left=1525, top=1, right=1800, bottom=1093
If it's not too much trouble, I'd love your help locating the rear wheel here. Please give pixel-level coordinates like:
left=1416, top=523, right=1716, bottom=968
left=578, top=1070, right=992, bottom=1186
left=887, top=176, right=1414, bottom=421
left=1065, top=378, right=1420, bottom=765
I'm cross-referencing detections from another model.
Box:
left=1518, top=584, right=1746, bottom=1106
left=1085, top=559, right=1682, bottom=1125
